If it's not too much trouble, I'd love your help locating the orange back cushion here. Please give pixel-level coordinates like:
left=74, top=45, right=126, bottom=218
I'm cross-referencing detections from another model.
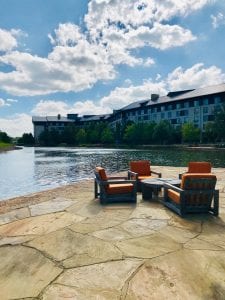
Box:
left=188, top=162, right=212, bottom=173
left=95, top=167, right=107, bottom=180
left=181, top=173, right=216, bottom=190
left=130, top=160, right=151, bottom=176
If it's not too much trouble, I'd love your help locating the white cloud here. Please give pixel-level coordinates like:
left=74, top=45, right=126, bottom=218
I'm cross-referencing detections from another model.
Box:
left=0, top=29, right=18, bottom=52
left=0, top=0, right=207, bottom=96
left=211, top=12, right=225, bottom=28
left=100, top=80, right=167, bottom=109
left=167, top=63, right=225, bottom=90
left=31, top=100, right=69, bottom=116
left=0, top=98, right=10, bottom=107
left=6, top=98, right=18, bottom=103
left=0, top=113, right=32, bottom=137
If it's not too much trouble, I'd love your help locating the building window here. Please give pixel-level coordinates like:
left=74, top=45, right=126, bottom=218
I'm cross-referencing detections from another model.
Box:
left=161, top=112, right=165, bottom=118
left=176, top=103, right=181, bottom=109
left=194, top=100, right=199, bottom=107
left=203, top=98, right=208, bottom=106
left=214, top=96, right=221, bottom=104
left=203, top=107, right=208, bottom=114
left=168, top=111, right=172, bottom=118
left=184, top=102, right=189, bottom=108
left=203, top=115, right=208, bottom=122
left=176, top=111, right=180, bottom=117
left=161, top=106, right=165, bottom=111
left=168, top=104, right=172, bottom=110
left=194, top=108, right=199, bottom=114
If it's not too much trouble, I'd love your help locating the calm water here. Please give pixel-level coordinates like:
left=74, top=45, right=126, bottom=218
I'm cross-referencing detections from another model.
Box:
left=0, top=146, right=225, bottom=201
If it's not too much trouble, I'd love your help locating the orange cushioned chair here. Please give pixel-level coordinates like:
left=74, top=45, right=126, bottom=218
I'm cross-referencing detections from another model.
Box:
left=128, top=160, right=161, bottom=192
left=163, top=173, right=219, bottom=217
left=179, top=161, right=212, bottom=179
left=94, top=167, right=137, bottom=204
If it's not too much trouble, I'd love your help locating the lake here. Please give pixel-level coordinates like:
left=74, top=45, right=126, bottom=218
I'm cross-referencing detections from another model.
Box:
left=0, top=146, right=225, bottom=201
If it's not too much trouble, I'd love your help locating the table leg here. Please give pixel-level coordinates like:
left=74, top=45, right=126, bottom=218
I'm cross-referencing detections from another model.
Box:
left=142, top=184, right=153, bottom=200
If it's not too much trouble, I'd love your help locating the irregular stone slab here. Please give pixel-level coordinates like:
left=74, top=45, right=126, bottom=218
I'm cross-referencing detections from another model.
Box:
left=158, top=225, right=198, bottom=243
left=56, top=260, right=141, bottom=291
left=42, top=283, right=121, bottom=300
left=0, top=235, right=35, bottom=246
left=126, top=249, right=225, bottom=300
left=117, top=233, right=181, bottom=259
left=29, top=197, right=75, bottom=216
left=92, top=227, right=132, bottom=241
left=184, top=238, right=224, bottom=251
left=168, top=215, right=202, bottom=233
left=0, top=207, right=30, bottom=225
left=27, top=229, right=122, bottom=268
left=198, top=222, right=225, bottom=249
left=119, top=218, right=167, bottom=237
left=0, top=212, right=85, bottom=236
left=130, top=206, right=171, bottom=220
left=70, top=209, right=131, bottom=234
left=0, top=245, right=62, bottom=299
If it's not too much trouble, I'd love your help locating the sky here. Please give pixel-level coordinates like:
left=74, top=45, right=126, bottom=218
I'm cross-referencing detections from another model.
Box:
left=0, top=0, right=225, bottom=137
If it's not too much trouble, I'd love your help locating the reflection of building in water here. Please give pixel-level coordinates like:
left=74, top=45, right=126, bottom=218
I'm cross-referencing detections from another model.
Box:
left=32, top=83, right=225, bottom=142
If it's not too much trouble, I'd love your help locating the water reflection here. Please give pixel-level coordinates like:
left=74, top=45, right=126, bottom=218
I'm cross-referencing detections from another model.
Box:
left=0, top=146, right=224, bottom=201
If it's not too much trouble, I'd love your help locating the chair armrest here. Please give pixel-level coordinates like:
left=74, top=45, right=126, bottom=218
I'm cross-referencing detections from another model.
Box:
left=164, top=182, right=183, bottom=193
left=128, top=170, right=138, bottom=180
left=107, top=176, right=127, bottom=180
left=151, top=170, right=162, bottom=177
left=178, top=172, right=186, bottom=179
left=102, top=179, right=137, bottom=185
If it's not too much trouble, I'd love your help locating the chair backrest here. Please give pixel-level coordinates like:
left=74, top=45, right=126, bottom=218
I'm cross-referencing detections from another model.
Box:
left=129, top=160, right=151, bottom=176
left=95, top=167, right=107, bottom=181
left=181, top=173, right=216, bottom=190
left=187, top=162, right=212, bottom=173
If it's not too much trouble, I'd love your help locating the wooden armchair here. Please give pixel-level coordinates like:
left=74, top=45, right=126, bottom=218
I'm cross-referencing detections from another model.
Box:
left=128, top=160, right=161, bottom=192
left=94, top=167, right=137, bottom=204
left=179, top=162, right=212, bottom=179
left=163, top=173, right=219, bottom=217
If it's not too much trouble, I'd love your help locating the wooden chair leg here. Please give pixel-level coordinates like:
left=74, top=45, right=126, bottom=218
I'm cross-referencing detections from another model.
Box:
left=213, top=190, right=219, bottom=216
left=94, top=179, right=98, bottom=198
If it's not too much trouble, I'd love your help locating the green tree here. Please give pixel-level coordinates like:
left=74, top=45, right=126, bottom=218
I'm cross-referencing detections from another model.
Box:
left=61, top=125, right=77, bottom=145
left=17, top=133, right=35, bottom=145
left=204, top=122, right=217, bottom=143
left=0, top=131, right=12, bottom=143
left=76, top=128, right=87, bottom=144
left=213, top=103, right=225, bottom=142
left=152, top=120, right=174, bottom=144
left=101, top=127, right=114, bottom=144
left=182, top=122, right=200, bottom=143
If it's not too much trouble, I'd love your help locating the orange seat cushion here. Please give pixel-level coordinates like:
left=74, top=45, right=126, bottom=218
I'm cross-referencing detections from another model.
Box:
left=168, top=189, right=180, bottom=204
left=107, top=183, right=134, bottom=194
left=138, top=175, right=153, bottom=180
left=95, top=167, right=107, bottom=180
left=130, top=160, right=151, bottom=176
left=181, top=173, right=216, bottom=189
left=188, top=162, right=211, bottom=173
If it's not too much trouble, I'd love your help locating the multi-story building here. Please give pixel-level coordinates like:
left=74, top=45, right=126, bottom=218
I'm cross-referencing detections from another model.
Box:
left=32, top=83, right=225, bottom=142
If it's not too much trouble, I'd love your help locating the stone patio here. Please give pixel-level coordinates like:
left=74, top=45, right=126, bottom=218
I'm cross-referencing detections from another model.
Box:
left=0, top=166, right=225, bottom=299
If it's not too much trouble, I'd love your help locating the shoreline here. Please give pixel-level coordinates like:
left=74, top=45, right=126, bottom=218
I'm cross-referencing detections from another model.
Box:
left=1, top=165, right=224, bottom=214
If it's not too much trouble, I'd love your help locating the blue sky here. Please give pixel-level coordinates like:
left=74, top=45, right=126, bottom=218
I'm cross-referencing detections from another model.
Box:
left=0, top=0, right=225, bottom=137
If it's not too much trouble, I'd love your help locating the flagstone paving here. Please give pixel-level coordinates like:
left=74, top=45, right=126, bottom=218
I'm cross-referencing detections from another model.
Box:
left=0, top=166, right=224, bottom=299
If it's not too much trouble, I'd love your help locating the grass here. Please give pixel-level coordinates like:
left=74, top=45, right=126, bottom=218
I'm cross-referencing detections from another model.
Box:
left=0, top=142, right=13, bottom=151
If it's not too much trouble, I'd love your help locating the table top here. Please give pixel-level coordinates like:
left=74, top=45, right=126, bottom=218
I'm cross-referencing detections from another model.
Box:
left=142, top=178, right=181, bottom=187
